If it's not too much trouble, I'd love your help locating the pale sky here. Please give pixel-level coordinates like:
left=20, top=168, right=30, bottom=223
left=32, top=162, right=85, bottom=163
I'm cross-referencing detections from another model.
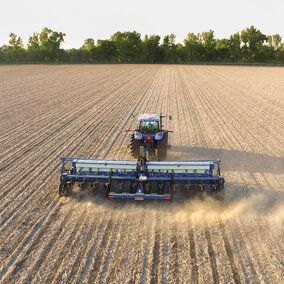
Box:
left=0, top=0, right=283, bottom=49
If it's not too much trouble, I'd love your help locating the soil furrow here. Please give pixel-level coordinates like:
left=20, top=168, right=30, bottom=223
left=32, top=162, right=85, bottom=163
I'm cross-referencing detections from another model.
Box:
left=0, top=65, right=283, bottom=283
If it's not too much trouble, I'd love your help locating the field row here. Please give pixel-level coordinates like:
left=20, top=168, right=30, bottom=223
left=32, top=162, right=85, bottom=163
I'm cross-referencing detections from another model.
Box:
left=0, top=65, right=283, bottom=283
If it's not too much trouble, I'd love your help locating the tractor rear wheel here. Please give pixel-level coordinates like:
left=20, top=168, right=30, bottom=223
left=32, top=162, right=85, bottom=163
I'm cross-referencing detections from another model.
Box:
left=158, top=132, right=168, bottom=160
left=130, top=134, right=140, bottom=159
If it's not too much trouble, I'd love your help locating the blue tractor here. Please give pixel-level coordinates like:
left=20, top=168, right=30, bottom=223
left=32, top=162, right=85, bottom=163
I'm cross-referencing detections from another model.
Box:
left=126, top=114, right=172, bottom=160
left=59, top=116, right=225, bottom=200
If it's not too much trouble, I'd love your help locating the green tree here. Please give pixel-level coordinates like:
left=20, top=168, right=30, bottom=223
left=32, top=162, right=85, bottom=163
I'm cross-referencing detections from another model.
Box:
left=111, top=31, right=127, bottom=62
left=256, top=45, right=275, bottom=63
left=0, top=26, right=282, bottom=64
left=9, top=33, right=24, bottom=49
left=267, top=34, right=282, bottom=51
left=8, top=33, right=25, bottom=62
left=82, top=38, right=95, bottom=50
left=201, top=30, right=216, bottom=61
left=27, top=28, right=66, bottom=62
left=27, top=32, right=43, bottom=61
left=95, top=39, right=118, bottom=62
left=227, top=33, right=241, bottom=62
left=267, top=34, right=282, bottom=62
left=0, top=45, right=9, bottom=62
left=215, top=39, right=230, bottom=62
left=278, top=44, right=284, bottom=63
left=80, top=38, right=96, bottom=62
left=39, top=27, right=66, bottom=62
left=111, top=31, right=142, bottom=63
left=176, top=43, right=187, bottom=63
left=240, top=26, right=266, bottom=62
left=142, top=34, right=161, bottom=63
left=162, top=34, right=177, bottom=63
left=65, top=48, right=93, bottom=63
left=65, top=48, right=81, bottom=62
left=184, top=33, right=204, bottom=62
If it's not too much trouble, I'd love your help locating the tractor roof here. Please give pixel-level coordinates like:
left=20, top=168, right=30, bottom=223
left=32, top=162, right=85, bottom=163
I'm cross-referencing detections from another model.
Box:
left=138, top=114, right=160, bottom=122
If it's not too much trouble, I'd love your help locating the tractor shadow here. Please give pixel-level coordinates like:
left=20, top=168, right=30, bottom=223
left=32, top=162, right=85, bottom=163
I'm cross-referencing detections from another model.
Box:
left=167, top=145, right=284, bottom=175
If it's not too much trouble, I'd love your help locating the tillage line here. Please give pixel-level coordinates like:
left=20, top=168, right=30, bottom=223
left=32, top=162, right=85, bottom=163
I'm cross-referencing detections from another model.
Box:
left=0, top=66, right=155, bottom=242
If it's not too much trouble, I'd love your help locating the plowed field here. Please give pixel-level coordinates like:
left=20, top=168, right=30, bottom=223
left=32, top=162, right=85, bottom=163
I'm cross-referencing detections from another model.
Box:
left=0, top=64, right=283, bottom=283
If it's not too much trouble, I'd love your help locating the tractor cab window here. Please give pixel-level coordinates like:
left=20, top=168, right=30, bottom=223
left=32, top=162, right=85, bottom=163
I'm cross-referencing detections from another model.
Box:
left=139, top=121, right=159, bottom=134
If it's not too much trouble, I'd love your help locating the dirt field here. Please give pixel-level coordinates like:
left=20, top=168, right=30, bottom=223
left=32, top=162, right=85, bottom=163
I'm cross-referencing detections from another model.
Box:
left=0, top=64, right=283, bottom=283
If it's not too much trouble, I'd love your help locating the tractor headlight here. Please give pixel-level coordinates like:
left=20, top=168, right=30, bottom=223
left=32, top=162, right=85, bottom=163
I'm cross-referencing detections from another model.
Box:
left=155, top=132, right=163, bottom=140
left=134, top=131, right=142, bottom=140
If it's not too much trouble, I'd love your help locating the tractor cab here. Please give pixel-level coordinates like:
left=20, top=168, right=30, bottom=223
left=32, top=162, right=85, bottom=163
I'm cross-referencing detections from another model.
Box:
left=127, top=113, right=172, bottom=160
left=139, top=120, right=160, bottom=134
left=138, top=114, right=161, bottom=134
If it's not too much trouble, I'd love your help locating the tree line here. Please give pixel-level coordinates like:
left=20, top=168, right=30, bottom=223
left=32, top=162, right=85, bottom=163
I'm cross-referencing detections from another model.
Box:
left=0, top=26, right=283, bottom=64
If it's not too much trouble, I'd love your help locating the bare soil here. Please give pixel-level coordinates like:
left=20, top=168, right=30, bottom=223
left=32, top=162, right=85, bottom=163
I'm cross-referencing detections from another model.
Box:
left=0, top=64, right=283, bottom=283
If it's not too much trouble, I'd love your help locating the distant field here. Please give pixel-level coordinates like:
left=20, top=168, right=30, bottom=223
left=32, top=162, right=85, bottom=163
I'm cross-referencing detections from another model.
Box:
left=0, top=64, right=283, bottom=283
